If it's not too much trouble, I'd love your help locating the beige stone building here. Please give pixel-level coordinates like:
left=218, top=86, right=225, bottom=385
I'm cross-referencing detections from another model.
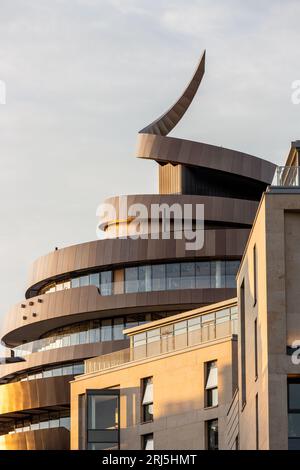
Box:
left=70, top=299, right=238, bottom=450
left=236, top=144, right=300, bottom=450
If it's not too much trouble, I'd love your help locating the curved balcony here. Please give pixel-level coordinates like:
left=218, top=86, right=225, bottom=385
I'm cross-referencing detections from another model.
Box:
left=0, top=375, right=70, bottom=415
left=0, top=340, right=128, bottom=382
left=0, top=427, right=69, bottom=450
left=2, top=284, right=236, bottom=347
left=25, top=228, right=249, bottom=297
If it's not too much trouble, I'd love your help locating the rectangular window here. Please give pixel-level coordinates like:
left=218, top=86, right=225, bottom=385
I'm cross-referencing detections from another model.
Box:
left=254, top=318, right=258, bottom=380
left=211, top=261, right=225, bottom=288
left=101, top=319, right=112, bottom=341
left=113, top=318, right=124, bottom=340
left=142, top=433, right=154, bottom=450
left=80, top=275, right=89, bottom=287
left=166, top=263, right=180, bottom=290
left=225, top=260, right=240, bottom=288
left=180, top=262, right=195, bottom=289
left=152, top=264, right=166, bottom=291
left=206, top=419, right=218, bottom=450
left=141, top=377, right=153, bottom=423
left=86, top=390, right=119, bottom=450
left=138, top=266, right=152, bottom=292
left=100, top=271, right=112, bottom=296
left=240, top=280, right=246, bottom=407
left=253, top=245, right=257, bottom=305
left=288, top=378, right=300, bottom=449
left=71, top=277, right=80, bottom=288
left=90, top=273, right=100, bottom=288
left=125, top=267, right=139, bottom=293
left=195, top=261, right=211, bottom=288
left=205, top=361, right=218, bottom=407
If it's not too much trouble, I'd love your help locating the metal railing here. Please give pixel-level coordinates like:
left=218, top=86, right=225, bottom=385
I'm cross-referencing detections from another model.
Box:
left=85, top=317, right=238, bottom=375
left=273, top=166, right=300, bottom=187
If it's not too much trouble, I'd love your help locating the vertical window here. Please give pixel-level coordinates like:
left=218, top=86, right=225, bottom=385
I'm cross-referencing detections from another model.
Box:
left=142, top=433, right=154, bottom=450
left=100, top=271, right=112, bottom=296
left=240, top=280, right=246, bottom=407
left=211, top=261, right=225, bottom=288
left=141, top=377, right=153, bottom=423
left=254, top=318, right=258, bottom=380
left=205, top=361, right=218, bottom=407
left=180, top=262, right=195, bottom=289
left=166, top=263, right=180, bottom=290
left=90, top=273, right=100, bottom=288
left=101, top=319, right=112, bottom=341
left=207, top=419, right=218, bottom=450
left=113, top=318, right=124, bottom=340
left=288, top=378, right=300, bottom=449
left=225, top=260, right=240, bottom=288
left=125, top=267, right=139, bottom=293
left=86, top=390, right=119, bottom=450
left=255, top=393, right=259, bottom=450
left=195, top=262, right=210, bottom=288
left=138, top=266, right=152, bottom=292
left=253, top=245, right=257, bottom=305
left=152, top=264, right=166, bottom=291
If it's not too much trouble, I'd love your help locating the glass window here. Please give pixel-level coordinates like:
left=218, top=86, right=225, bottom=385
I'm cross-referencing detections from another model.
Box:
left=141, top=377, right=153, bottom=423
left=71, top=278, right=80, bottom=288
left=73, top=363, right=84, bottom=375
left=138, top=266, right=152, bottom=292
left=207, top=419, right=218, bottom=450
left=196, top=262, right=211, bottom=288
left=125, top=267, right=139, bottom=293
left=205, top=361, right=218, bottom=407
left=125, top=315, right=138, bottom=330
left=226, top=260, right=240, bottom=288
left=288, top=379, right=300, bottom=449
left=80, top=275, right=89, bottom=287
left=87, top=392, right=119, bottom=438
left=180, top=263, right=195, bottom=289
left=62, top=365, right=73, bottom=375
left=52, top=366, right=62, bottom=377
left=142, top=433, right=154, bottom=450
left=113, top=318, right=124, bottom=340
left=90, top=273, right=100, bottom=288
left=152, top=264, right=166, bottom=291
left=90, top=320, right=101, bottom=344
left=289, top=382, right=300, bottom=411
left=101, top=319, right=112, bottom=341
left=100, top=271, right=112, bottom=296
left=43, top=369, right=52, bottom=378
left=166, top=263, right=180, bottom=290
left=211, top=261, right=225, bottom=288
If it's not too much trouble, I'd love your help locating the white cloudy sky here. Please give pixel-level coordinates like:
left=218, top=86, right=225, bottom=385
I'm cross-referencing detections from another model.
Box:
left=0, top=0, right=299, bottom=325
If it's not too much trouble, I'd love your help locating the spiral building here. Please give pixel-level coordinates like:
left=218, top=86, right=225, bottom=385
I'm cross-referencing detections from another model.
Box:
left=0, top=51, right=275, bottom=449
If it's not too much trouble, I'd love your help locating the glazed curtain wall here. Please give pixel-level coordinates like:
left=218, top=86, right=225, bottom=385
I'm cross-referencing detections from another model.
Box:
left=40, top=260, right=240, bottom=296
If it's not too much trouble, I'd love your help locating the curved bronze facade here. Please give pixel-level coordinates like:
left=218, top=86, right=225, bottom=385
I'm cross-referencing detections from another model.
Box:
left=0, top=51, right=276, bottom=449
